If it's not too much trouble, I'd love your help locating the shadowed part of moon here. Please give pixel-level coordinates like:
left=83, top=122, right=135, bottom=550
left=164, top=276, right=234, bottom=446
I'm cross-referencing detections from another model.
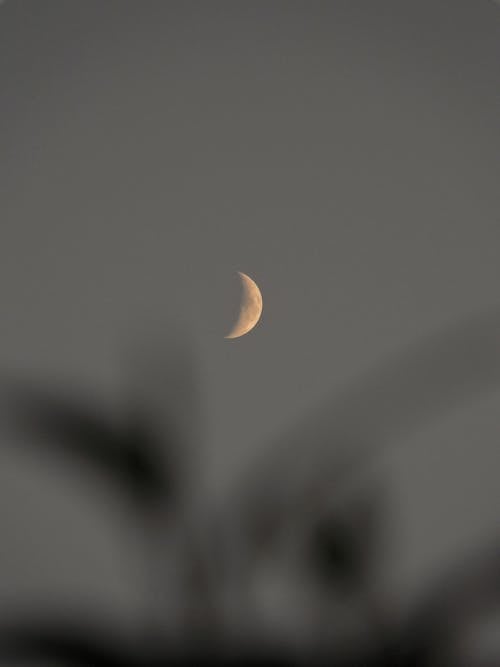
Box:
left=225, top=272, right=263, bottom=339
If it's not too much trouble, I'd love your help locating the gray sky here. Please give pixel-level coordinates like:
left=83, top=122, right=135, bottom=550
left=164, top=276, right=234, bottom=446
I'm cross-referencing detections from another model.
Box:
left=0, top=0, right=499, bottom=631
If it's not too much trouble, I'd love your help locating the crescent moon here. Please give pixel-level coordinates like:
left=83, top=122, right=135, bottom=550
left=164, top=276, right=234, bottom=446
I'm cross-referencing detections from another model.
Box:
left=225, top=272, right=263, bottom=339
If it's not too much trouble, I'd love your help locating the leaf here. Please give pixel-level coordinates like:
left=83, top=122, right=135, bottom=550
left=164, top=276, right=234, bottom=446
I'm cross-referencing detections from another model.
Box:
left=0, top=376, right=168, bottom=508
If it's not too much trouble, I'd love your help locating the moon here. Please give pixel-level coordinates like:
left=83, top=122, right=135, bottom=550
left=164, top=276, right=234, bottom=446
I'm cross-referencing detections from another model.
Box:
left=225, top=272, right=263, bottom=339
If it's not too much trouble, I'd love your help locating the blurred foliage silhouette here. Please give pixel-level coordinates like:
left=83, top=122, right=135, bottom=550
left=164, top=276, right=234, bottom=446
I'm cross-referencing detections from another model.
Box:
left=0, top=377, right=167, bottom=507
left=1, top=309, right=500, bottom=665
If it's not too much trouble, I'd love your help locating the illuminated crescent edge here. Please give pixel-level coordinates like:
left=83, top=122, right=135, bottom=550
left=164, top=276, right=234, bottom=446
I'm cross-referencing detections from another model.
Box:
left=225, top=272, right=263, bottom=339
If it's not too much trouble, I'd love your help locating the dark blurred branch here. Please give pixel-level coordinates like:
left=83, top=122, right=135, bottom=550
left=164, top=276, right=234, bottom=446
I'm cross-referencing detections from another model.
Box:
left=0, top=616, right=139, bottom=666
left=0, top=377, right=169, bottom=508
